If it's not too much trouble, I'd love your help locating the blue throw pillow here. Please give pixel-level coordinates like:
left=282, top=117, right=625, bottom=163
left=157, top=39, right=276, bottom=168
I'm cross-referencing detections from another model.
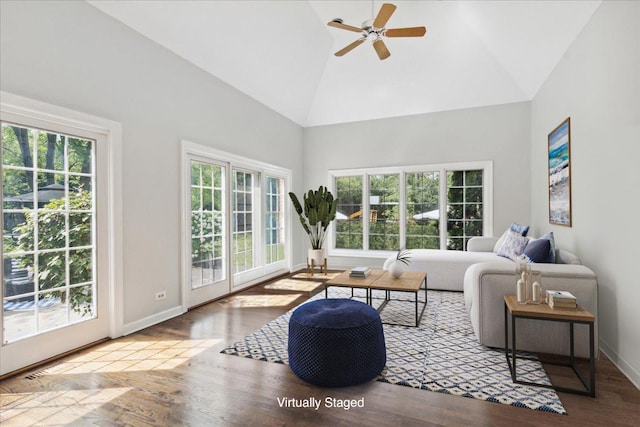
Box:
left=497, top=230, right=529, bottom=261
left=523, top=238, right=551, bottom=263
left=538, top=232, right=556, bottom=263
left=510, top=222, right=530, bottom=237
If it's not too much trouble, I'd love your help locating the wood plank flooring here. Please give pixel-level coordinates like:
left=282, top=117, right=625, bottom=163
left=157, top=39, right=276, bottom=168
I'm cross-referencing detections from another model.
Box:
left=1, top=271, right=639, bottom=426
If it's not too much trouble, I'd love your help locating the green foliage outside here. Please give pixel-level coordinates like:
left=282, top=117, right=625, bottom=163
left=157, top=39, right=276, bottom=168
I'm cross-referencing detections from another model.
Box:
left=446, top=170, right=483, bottom=250
left=12, top=191, right=94, bottom=315
left=3, top=124, right=94, bottom=316
left=334, top=169, right=484, bottom=251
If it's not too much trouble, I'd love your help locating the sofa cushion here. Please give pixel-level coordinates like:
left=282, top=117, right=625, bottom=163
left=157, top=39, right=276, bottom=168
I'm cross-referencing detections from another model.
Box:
left=510, top=222, right=530, bottom=236
left=523, top=238, right=551, bottom=263
left=383, top=248, right=512, bottom=291
left=496, top=230, right=528, bottom=260
left=493, top=222, right=530, bottom=252
left=493, top=228, right=511, bottom=252
left=557, top=249, right=581, bottom=265
left=538, top=232, right=557, bottom=263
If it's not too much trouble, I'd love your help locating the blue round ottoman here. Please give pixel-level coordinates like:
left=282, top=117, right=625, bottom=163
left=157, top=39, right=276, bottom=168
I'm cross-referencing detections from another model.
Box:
left=288, top=298, right=386, bottom=387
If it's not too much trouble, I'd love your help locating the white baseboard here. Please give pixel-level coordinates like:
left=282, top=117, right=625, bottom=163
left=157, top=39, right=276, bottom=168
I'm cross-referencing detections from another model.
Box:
left=123, top=305, right=184, bottom=336
left=292, top=262, right=308, bottom=272
left=599, top=337, right=640, bottom=390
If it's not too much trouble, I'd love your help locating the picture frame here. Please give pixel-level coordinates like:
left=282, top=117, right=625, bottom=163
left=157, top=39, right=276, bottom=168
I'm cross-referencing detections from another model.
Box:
left=548, top=117, right=572, bottom=227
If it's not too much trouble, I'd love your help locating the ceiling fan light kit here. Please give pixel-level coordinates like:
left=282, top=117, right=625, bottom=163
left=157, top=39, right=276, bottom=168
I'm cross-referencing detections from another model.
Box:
left=328, top=2, right=426, bottom=60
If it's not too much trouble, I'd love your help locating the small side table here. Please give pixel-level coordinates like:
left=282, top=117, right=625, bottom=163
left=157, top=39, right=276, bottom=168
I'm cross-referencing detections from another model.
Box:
left=503, top=294, right=595, bottom=397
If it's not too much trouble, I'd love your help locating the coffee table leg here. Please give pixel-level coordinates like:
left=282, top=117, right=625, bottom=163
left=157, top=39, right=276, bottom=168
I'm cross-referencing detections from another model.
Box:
left=415, top=291, right=418, bottom=326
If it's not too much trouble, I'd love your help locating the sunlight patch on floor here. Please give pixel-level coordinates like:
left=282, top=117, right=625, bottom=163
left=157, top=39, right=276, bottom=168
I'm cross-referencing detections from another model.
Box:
left=218, top=293, right=303, bottom=308
left=37, top=339, right=221, bottom=375
left=264, top=278, right=324, bottom=292
left=291, top=271, right=340, bottom=280
left=0, top=388, right=131, bottom=426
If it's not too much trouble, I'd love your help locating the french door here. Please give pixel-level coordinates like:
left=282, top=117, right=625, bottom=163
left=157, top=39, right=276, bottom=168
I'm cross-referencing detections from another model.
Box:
left=1, top=117, right=110, bottom=375
left=187, top=157, right=229, bottom=307
left=182, top=142, right=291, bottom=309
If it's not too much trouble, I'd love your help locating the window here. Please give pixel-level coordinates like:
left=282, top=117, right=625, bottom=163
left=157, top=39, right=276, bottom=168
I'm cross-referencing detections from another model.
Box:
left=447, top=170, right=483, bottom=250
left=330, top=162, right=492, bottom=254
left=406, top=172, right=440, bottom=249
left=190, top=161, right=225, bottom=288
left=369, top=174, right=400, bottom=250
left=335, top=176, right=363, bottom=250
left=2, top=122, right=96, bottom=341
left=265, top=176, right=285, bottom=264
left=182, top=141, right=291, bottom=303
left=232, top=170, right=255, bottom=274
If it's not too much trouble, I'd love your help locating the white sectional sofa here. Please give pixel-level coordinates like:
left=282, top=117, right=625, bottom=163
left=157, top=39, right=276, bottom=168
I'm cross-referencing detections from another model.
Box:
left=383, top=236, right=512, bottom=291
left=383, top=235, right=598, bottom=357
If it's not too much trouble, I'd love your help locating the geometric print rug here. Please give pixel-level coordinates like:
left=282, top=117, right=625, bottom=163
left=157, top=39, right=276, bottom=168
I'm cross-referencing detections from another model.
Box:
left=221, top=288, right=567, bottom=415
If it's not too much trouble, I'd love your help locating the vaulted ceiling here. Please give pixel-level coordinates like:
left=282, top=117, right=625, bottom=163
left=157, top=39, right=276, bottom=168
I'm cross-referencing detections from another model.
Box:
left=88, top=1, right=601, bottom=127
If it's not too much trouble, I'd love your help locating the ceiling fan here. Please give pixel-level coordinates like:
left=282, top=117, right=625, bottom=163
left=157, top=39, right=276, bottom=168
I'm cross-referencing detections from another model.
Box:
left=327, top=2, right=426, bottom=60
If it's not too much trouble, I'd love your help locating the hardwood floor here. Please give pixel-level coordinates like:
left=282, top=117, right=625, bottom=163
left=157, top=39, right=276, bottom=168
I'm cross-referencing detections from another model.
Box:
left=1, top=271, right=639, bottom=426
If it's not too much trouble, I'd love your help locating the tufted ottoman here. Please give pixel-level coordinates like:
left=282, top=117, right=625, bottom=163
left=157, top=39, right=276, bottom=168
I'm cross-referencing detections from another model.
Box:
left=288, top=298, right=386, bottom=387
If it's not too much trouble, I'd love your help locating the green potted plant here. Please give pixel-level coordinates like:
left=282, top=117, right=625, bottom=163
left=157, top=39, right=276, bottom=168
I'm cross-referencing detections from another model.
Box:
left=289, top=186, right=338, bottom=273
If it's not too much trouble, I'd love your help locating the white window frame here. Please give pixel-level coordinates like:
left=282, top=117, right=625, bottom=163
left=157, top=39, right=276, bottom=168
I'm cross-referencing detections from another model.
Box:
left=0, top=92, right=123, bottom=374
left=264, top=175, right=287, bottom=267
left=180, top=141, right=291, bottom=309
left=328, top=161, right=493, bottom=258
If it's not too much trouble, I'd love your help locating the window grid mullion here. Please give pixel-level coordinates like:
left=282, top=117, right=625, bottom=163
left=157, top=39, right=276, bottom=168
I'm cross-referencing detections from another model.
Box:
left=399, top=172, right=406, bottom=249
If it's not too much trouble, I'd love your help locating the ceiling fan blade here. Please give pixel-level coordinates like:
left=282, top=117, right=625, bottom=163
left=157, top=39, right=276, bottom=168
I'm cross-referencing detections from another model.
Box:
left=373, top=3, right=397, bottom=29
left=385, top=27, right=427, bottom=37
left=373, top=39, right=391, bottom=60
left=327, top=20, right=363, bottom=33
left=334, top=38, right=365, bottom=57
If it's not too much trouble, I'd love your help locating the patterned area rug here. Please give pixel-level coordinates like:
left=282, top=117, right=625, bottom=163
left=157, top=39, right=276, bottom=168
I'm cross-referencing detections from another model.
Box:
left=221, top=288, right=567, bottom=415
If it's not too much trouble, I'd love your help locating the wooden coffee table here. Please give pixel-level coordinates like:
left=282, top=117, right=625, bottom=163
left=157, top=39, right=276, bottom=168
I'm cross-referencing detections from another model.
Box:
left=325, top=270, right=427, bottom=327
left=503, top=294, right=596, bottom=396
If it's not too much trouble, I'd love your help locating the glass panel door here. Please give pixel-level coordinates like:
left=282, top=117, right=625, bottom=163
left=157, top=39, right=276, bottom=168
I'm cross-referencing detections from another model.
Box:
left=265, top=176, right=285, bottom=265
left=1, top=117, right=110, bottom=377
left=2, top=123, right=97, bottom=343
left=188, top=159, right=228, bottom=306
left=232, top=169, right=256, bottom=277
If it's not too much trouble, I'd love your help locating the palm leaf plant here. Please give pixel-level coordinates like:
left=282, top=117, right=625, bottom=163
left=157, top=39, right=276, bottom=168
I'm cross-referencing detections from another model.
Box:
left=289, top=186, right=338, bottom=250
left=395, top=249, right=412, bottom=265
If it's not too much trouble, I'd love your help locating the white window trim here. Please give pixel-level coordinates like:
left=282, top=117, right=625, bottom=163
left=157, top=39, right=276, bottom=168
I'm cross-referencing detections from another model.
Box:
left=180, top=140, right=292, bottom=310
left=328, top=160, right=493, bottom=258
left=0, top=91, right=124, bottom=339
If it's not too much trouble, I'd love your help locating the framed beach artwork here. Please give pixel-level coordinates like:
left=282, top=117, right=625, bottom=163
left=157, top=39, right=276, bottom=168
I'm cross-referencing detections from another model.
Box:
left=548, top=117, right=572, bottom=226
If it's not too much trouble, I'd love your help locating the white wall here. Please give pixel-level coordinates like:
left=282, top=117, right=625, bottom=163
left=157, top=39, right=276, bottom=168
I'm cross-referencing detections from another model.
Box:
left=0, top=1, right=304, bottom=327
left=303, top=102, right=532, bottom=268
left=531, top=1, right=640, bottom=387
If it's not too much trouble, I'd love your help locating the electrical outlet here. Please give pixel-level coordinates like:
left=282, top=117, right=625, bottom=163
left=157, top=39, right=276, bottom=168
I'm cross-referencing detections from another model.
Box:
left=155, top=291, right=166, bottom=301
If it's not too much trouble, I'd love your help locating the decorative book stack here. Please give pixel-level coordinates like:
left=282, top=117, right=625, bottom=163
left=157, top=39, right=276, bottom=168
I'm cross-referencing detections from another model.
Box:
left=546, top=290, right=577, bottom=310
left=350, top=267, right=371, bottom=278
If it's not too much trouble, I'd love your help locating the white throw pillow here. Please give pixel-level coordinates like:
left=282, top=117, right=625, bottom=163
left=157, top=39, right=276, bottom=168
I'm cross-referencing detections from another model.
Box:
left=493, top=228, right=511, bottom=253
left=496, top=230, right=529, bottom=261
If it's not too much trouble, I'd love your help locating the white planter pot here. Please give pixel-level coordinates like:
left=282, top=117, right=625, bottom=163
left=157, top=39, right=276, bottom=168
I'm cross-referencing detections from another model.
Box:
left=388, top=260, right=404, bottom=279
left=308, top=249, right=326, bottom=265
left=307, top=248, right=327, bottom=276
